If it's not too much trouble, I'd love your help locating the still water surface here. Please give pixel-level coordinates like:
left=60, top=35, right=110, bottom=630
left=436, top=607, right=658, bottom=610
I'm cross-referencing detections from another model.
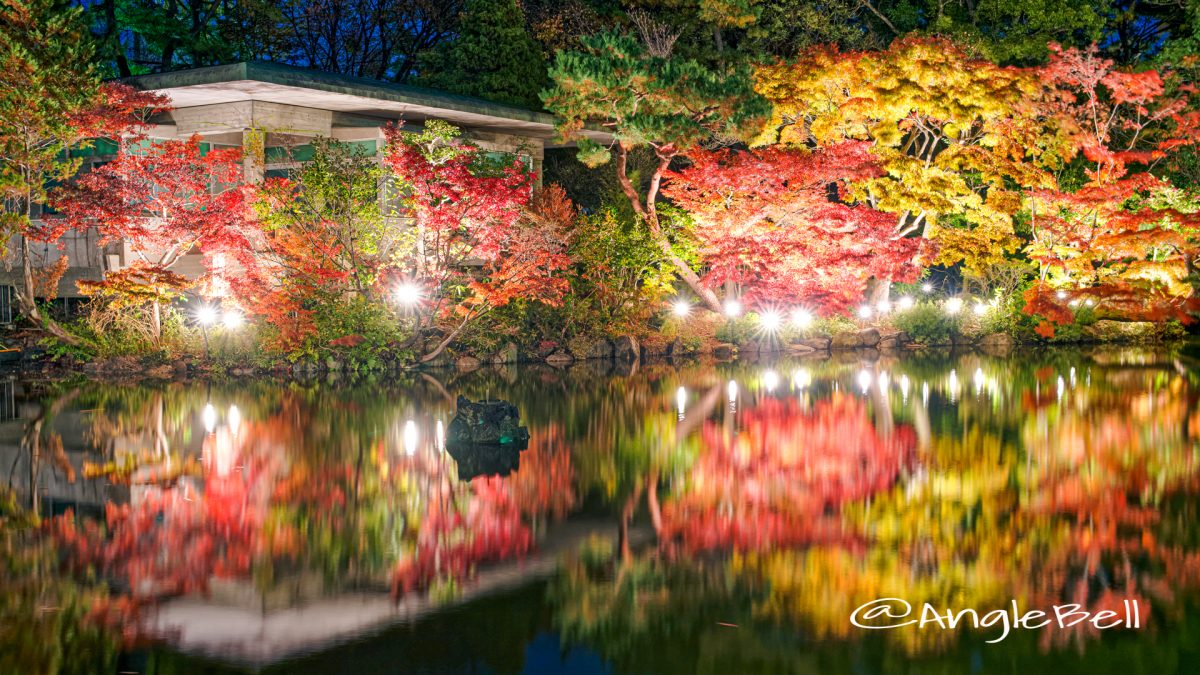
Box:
left=5, top=347, right=1200, bottom=674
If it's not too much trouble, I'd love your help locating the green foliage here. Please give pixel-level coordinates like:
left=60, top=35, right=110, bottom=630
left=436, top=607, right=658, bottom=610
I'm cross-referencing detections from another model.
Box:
left=287, top=295, right=408, bottom=367
left=0, top=0, right=99, bottom=250
left=890, top=302, right=961, bottom=345
left=714, top=313, right=758, bottom=344
left=543, top=28, right=769, bottom=157
left=417, top=0, right=548, bottom=108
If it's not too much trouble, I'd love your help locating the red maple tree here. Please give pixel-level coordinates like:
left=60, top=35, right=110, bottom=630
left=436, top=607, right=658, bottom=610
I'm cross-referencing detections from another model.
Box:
left=663, top=143, right=919, bottom=313
left=1024, top=44, right=1200, bottom=333
left=381, top=121, right=569, bottom=362
left=51, top=135, right=258, bottom=341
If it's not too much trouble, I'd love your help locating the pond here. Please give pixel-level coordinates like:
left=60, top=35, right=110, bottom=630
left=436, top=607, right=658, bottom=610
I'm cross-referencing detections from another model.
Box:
left=4, top=346, right=1200, bottom=674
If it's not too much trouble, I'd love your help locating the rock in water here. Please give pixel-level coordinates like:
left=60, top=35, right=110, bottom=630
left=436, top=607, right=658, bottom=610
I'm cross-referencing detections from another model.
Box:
left=447, top=443, right=522, bottom=480
left=447, top=396, right=531, bottom=446
left=446, top=397, right=530, bottom=481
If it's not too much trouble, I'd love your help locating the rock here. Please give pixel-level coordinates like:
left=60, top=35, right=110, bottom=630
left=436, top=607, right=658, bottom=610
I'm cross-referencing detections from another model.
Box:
left=613, top=335, right=639, bottom=362
left=787, top=342, right=815, bottom=354
left=144, top=364, right=174, bottom=379
left=878, top=331, right=908, bottom=351
left=490, top=342, right=519, bottom=364
left=857, top=328, right=881, bottom=347
left=667, top=337, right=686, bottom=357
left=712, top=343, right=737, bottom=360
left=1083, top=320, right=1159, bottom=343
left=640, top=341, right=668, bottom=359
left=737, top=341, right=759, bottom=357
left=978, top=332, right=1014, bottom=349
left=545, top=349, right=575, bottom=367
left=447, top=396, right=530, bottom=446
left=447, top=442, right=522, bottom=481
left=950, top=331, right=975, bottom=346
left=835, top=329, right=864, bottom=345
left=800, top=336, right=832, bottom=351
left=586, top=339, right=614, bottom=359
left=535, top=341, right=559, bottom=359
left=455, top=355, right=482, bottom=372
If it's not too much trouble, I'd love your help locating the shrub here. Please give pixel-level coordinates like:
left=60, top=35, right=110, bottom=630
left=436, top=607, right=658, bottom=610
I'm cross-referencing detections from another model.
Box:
left=890, top=302, right=960, bottom=345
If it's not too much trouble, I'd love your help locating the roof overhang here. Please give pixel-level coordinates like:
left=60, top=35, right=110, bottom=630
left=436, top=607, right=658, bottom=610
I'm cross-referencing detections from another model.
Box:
left=121, top=62, right=606, bottom=148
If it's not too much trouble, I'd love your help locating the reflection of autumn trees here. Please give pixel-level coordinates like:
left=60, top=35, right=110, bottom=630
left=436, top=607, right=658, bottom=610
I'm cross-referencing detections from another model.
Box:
left=1, top=490, right=119, bottom=675
left=42, top=381, right=578, bottom=619
left=391, top=423, right=576, bottom=596
left=554, top=356, right=1200, bottom=664
left=662, top=394, right=916, bottom=551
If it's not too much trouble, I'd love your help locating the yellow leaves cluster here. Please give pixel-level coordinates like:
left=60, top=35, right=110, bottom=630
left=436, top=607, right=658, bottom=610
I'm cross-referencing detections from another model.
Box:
left=752, top=37, right=1057, bottom=274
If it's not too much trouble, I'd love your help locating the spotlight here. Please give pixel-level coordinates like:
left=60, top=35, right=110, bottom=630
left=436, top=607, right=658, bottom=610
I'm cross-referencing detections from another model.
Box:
left=760, top=310, right=782, bottom=331
left=197, top=306, right=218, bottom=326
left=944, top=298, right=963, bottom=314
left=724, top=299, right=742, bottom=318
left=222, top=310, right=244, bottom=329
left=897, top=296, right=914, bottom=310
left=857, top=305, right=872, bottom=319
left=672, top=300, right=691, bottom=317
left=395, top=281, right=423, bottom=306
left=921, top=283, right=933, bottom=293
left=792, top=308, right=813, bottom=328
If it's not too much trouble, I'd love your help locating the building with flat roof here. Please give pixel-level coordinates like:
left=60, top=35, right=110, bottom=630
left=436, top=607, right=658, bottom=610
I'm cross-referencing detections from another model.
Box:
left=1, top=62, right=600, bottom=320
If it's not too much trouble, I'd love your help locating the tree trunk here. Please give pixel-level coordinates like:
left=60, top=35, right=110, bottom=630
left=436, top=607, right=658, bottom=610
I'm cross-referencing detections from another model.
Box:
left=17, top=235, right=80, bottom=346
left=615, top=147, right=722, bottom=313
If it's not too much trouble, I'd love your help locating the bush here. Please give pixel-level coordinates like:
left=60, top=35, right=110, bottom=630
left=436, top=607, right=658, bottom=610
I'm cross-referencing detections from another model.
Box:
left=890, top=302, right=960, bottom=345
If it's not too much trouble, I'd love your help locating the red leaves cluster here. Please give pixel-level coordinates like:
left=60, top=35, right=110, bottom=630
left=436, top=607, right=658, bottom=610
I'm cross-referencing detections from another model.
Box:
left=381, top=124, right=569, bottom=315
left=52, top=135, right=259, bottom=295
left=1024, top=45, right=1200, bottom=330
left=664, top=143, right=919, bottom=313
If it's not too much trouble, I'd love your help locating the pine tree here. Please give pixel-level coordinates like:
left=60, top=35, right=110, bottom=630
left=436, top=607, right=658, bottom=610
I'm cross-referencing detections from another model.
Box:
left=417, top=0, right=547, bottom=109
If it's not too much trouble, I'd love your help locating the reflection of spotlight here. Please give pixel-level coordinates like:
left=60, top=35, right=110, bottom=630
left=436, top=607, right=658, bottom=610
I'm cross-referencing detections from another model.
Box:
left=760, top=310, right=782, bottom=332
left=676, top=386, right=687, bottom=417
left=899, top=374, right=910, bottom=399
left=403, top=420, right=418, bottom=455
left=792, top=368, right=811, bottom=389
left=436, top=420, right=445, bottom=452
left=897, top=296, right=914, bottom=310
left=724, top=299, right=742, bottom=318
left=763, top=370, right=779, bottom=392
left=857, top=369, right=871, bottom=394
left=228, top=405, right=241, bottom=434
left=672, top=300, right=691, bottom=317
left=792, top=308, right=813, bottom=328
left=727, top=380, right=738, bottom=404
left=203, top=403, right=217, bottom=433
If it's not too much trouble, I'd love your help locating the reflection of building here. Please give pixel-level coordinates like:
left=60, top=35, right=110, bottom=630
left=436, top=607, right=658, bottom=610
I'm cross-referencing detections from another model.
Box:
left=1, top=62, right=607, bottom=309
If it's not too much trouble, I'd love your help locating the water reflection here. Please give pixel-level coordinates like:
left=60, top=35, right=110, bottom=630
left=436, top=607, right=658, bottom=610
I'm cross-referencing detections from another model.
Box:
left=2, top=348, right=1200, bottom=673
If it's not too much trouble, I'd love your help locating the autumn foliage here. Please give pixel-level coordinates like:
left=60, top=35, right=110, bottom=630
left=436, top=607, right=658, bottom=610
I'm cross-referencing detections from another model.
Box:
left=1024, top=45, right=1200, bottom=332
left=665, top=142, right=919, bottom=313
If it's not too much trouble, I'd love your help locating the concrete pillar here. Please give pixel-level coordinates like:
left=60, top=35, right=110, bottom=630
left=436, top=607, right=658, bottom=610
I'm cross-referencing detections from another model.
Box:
left=242, top=127, right=265, bottom=183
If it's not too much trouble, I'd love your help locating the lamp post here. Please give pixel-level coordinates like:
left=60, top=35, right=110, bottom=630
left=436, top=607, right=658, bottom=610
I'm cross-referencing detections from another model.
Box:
left=196, top=305, right=217, bottom=355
